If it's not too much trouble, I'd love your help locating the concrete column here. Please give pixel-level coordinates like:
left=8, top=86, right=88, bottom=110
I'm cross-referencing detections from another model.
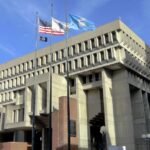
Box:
left=131, top=89, right=146, bottom=137
left=35, top=84, right=42, bottom=115
left=112, top=69, right=135, bottom=150
left=102, top=69, right=117, bottom=147
left=24, top=87, right=32, bottom=123
left=76, top=76, right=89, bottom=149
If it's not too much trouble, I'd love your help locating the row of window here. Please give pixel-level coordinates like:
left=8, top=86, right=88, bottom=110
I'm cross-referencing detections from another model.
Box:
left=82, top=73, right=101, bottom=84
left=52, top=31, right=117, bottom=62
left=128, top=71, right=150, bottom=90
left=121, top=31, right=146, bottom=60
left=52, top=48, right=115, bottom=74
left=0, top=48, right=115, bottom=91
left=0, top=31, right=118, bottom=80
left=12, top=108, right=24, bottom=123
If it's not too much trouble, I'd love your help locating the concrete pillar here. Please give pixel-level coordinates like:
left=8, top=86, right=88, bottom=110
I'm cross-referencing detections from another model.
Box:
left=24, top=87, right=32, bottom=123
left=102, top=69, right=117, bottom=147
left=112, top=69, right=135, bottom=150
left=76, top=76, right=89, bottom=149
left=35, top=84, right=42, bottom=115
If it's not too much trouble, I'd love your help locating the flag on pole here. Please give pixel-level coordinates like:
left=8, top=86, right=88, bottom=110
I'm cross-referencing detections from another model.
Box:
left=51, top=17, right=65, bottom=35
left=69, top=14, right=96, bottom=31
left=40, top=36, right=48, bottom=42
left=38, top=18, right=52, bottom=34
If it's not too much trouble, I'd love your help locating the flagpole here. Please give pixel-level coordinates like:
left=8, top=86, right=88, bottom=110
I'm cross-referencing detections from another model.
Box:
left=64, top=0, right=71, bottom=149
left=32, top=12, right=39, bottom=150
left=48, top=1, right=53, bottom=150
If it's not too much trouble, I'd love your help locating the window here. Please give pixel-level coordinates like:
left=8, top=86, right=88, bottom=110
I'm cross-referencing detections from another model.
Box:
left=58, top=64, right=60, bottom=74
left=101, top=51, right=105, bottom=61
left=70, top=79, right=75, bottom=87
left=91, top=38, right=95, bottom=48
left=87, top=55, right=90, bottom=65
left=104, top=34, right=109, bottom=44
left=72, top=45, right=76, bottom=54
left=82, top=76, right=86, bottom=84
left=18, top=108, right=24, bottom=122
left=89, top=74, right=93, bottom=82
left=107, top=49, right=112, bottom=59
left=98, top=36, right=102, bottom=46
left=63, top=63, right=66, bottom=73
left=70, top=120, right=76, bottom=137
left=81, top=57, right=84, bottom=67
left=94, top=53, right=98, bottom=63
left=56, top=51, right=59, bottom=60
left=68, top=61, right=71, bottom=71
left=78, top=43, right=82, bottom=52
left=85, top=41, right=88, bottom=50
left=112, top=31, right=117, bottom=41
left=75, top=59, right=78, bottom=69
left=61, top=49, right=64, bottom=58
left=95, top=73, right=99, bottom=81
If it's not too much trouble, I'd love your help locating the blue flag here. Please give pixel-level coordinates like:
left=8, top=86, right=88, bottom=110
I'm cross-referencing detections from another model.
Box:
left=69, top=14, right=96, bottom=31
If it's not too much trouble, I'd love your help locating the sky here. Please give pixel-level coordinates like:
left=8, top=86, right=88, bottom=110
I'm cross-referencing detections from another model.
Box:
left=0, top=0, right=150, bottom=64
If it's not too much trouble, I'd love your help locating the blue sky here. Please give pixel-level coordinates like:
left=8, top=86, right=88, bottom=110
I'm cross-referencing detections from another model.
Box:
left=0, top=0, right=150, bottom=64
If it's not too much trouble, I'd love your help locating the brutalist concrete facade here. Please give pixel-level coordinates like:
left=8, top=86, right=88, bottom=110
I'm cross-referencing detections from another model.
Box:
left=0, top=20, right=150, bottom=150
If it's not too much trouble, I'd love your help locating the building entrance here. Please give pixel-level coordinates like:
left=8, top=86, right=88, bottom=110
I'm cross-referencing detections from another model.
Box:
left=90, top=113, right=106, bottom=150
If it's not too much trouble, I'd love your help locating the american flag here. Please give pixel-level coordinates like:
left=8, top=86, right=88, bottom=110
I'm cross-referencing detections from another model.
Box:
left=38, top=18, right=65, bottom=35
left=38, top=18, right=52, bottom=34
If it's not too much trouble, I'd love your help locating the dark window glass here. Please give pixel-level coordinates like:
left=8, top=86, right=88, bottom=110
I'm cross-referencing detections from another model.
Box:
left=101, top=51, right=105, bottom=61
left=98, top=36, right=102, bottom=46
left=107, top=49, right=112, bottom=59
left=94, top=53, right=97, bottom=63
left=82, top=76, right=86, bottom=84
left=87, top=55, right=90, bottom=65
left=61, top=49, right=64, bottom=58
left=81, top=57, right=84, bottom=67
left=85, top=41, right=88, bottom=50
left=112, top=31, right=117, bottom=41
left=72, top=45, right=76, bottom=54
left=78, top=43, right=82, bottom=52
left=75, top=60, right=78, bottom=69
left=89, top=74, right=93, bottom=82
left=70, top=120, right=76, bottom=137
left=70, top=79, right=75, bottom=87
left=58, top=65, right=60, bottom=73
left=56, top=51, right=58, bottom=60
left=105, top=34, right=109, bottom=44
left=91, top=38, right=95, bottom=48
left=95, top=73, right=99, bottom=81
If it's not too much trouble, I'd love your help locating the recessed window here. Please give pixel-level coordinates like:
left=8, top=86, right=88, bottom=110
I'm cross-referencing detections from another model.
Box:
left=112, top=31, right=117, bottom=41
left=107, top=49, right=112, bottom=59
left=95, top=73, right=99, bottom=81
left=78, top=43, right=82, bottom=52
left=82, top=76, right=86, bottom=84
left=70, top=120, right=76, bottom=137
left=101, top=51, right=105, bottom=61
left=81, top=57, right=84, bottom=67
left=91, top=38, right=95, bottom=48
left=85, top=41, right=88, bottom=50
left=104, top=34, right=109, bottom=44
left=98, top=36, right=102, bottom=46
left=75, top=60, right=78, bottom=69
left=89, top=74, right=93, bottom=82
left=87, top=55, right=90, bottom=65
left=94, top=53, right=98, bottom=63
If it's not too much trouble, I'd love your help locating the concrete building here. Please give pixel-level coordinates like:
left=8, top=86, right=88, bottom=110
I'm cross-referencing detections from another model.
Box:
left=0, top=20, right=150, bottom=150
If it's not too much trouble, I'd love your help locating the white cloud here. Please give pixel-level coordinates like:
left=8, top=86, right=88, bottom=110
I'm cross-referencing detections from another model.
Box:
left=0, top=43, right=16, bottom=57
left=73, top=0, right=111, bottom=16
